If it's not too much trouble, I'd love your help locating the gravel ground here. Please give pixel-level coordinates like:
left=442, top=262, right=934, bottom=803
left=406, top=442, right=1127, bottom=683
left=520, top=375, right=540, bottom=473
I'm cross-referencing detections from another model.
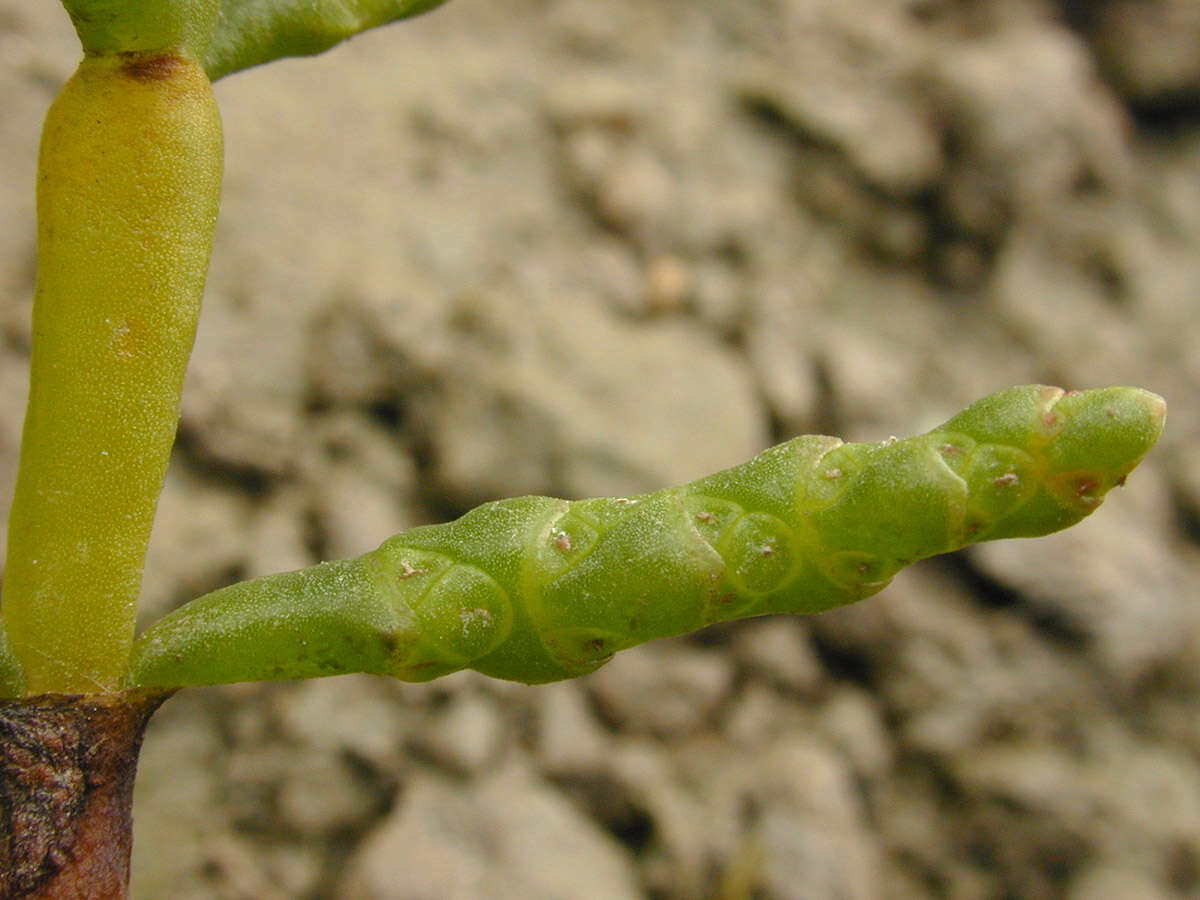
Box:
left=2, top=1, right=1199, bottom=898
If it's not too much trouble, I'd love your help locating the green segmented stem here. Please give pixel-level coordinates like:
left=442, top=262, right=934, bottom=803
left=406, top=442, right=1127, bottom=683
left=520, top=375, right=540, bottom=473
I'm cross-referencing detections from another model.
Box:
left=60, top=0, right=220, bottom=58
left=126, top=385, right=1165, bottom=690
left=203, top=0, right=452, bottom=81
left=1, top=50, right=223, bottom=695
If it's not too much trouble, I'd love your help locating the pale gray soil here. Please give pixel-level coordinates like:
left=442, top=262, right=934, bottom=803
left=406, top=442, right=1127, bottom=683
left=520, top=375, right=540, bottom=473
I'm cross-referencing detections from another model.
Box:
left=2, top=1, right=1199, bottom=898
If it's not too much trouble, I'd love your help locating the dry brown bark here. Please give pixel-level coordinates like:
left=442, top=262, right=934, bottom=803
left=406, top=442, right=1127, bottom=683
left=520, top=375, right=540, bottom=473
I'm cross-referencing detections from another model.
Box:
left=0, top=692, right=168, bottom=899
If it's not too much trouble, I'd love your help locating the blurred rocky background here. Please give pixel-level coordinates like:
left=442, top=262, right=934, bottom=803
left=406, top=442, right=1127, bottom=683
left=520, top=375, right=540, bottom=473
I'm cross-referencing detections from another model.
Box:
left=2, top=0, right=1199, bottom=897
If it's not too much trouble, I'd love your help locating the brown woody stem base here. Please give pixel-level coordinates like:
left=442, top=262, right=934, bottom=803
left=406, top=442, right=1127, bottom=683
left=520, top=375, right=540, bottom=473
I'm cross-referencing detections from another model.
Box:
left=0, top=692, right=169, bottom=899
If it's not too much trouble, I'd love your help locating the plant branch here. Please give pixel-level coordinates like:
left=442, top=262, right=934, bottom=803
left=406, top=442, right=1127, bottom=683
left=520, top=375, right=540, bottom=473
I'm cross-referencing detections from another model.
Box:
left=126, top=385, right=1165, bottom=690
left=1, top=51, right=222, bottom=694
left=0, top=692, right=168, bottom=899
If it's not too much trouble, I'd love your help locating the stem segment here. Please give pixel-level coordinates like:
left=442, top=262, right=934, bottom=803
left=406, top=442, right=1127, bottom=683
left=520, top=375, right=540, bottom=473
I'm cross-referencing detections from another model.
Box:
left=0, top=692, right=169, bottom=899
left=1, top=52, right=222, bottom=694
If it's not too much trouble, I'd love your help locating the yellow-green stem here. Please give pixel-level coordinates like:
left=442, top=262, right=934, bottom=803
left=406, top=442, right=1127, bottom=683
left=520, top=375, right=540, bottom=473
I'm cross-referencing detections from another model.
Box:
left=1, top=51, right=222, bottom=694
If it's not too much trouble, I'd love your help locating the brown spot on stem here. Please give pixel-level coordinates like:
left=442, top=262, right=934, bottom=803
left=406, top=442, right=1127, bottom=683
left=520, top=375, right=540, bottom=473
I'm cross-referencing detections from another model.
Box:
left=119, top=52, right=186, bottom=82
left=1075, top=477, right=1100, bottom=500
left=397, top=562, right=427, bottom=580
left=109, top=316, right=143, bottom=360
